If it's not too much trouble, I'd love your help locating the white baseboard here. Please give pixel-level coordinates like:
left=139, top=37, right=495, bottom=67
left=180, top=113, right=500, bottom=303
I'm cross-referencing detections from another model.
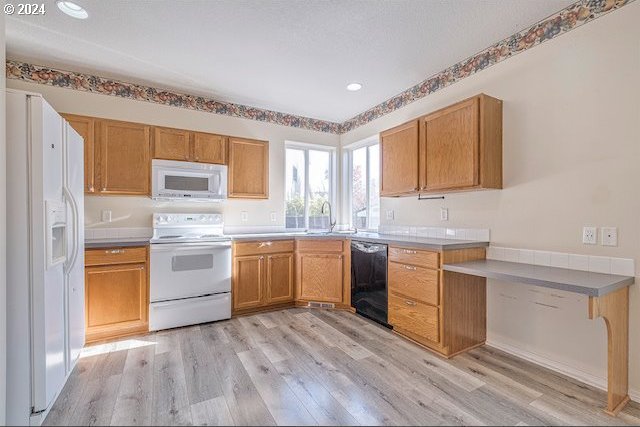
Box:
left=486, top=338, right=640, bottom=403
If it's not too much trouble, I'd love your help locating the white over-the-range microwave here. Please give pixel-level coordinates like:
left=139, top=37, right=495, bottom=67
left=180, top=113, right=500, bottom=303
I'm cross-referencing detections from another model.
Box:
left=152, top=159, right=227, bottom=201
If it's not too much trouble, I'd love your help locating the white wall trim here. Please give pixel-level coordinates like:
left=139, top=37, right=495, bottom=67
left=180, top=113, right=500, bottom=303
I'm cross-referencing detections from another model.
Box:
left=486, top=338, right=640, bottom=403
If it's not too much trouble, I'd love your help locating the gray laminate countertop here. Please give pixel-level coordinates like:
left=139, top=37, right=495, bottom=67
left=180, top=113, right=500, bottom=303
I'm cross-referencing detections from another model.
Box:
left=443, top=259, right=634, bottom=297
left=229, top=231, right=489, bottom=251
left=85, top=239, right=150, bottom=249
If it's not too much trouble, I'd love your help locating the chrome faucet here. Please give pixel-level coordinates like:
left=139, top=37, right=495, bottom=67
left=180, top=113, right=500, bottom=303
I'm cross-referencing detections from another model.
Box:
left=321, top=201, right=337, bottom=232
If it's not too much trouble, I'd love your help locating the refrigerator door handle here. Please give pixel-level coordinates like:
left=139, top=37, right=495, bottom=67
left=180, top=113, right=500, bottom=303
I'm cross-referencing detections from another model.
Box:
left=63, top=187, right=80, bottom=272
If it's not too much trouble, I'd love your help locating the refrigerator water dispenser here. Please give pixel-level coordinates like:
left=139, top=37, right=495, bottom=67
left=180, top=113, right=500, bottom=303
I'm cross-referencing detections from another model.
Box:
left=46, top=200, right=67, bottom=268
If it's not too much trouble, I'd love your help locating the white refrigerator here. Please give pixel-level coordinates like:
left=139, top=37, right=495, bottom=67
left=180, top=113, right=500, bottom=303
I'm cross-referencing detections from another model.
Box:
left=6, top=89, right=85, bottom=425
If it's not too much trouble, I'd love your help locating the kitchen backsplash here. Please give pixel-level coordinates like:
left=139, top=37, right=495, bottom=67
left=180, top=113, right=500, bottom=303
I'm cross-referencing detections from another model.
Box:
left=377, top=225, right=491, bottom=241
left=487, top=246, right=635, bottom=276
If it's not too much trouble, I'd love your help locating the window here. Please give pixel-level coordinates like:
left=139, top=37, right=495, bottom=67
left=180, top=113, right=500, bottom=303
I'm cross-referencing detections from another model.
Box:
left=350, top=142, right=380, bottom=230
left=285, top=144, right=335, bottom=230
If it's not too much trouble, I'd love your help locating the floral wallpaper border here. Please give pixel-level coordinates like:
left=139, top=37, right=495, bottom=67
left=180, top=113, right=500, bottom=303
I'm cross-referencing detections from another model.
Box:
left=339, top=0, right=635, bottom=133
left=5, top=61, right=342, bottom=134
left=5, top=0, right=634, bottom=135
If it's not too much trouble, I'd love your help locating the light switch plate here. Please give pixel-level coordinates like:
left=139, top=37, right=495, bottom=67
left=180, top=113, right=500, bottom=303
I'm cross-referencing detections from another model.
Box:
left=386, top=210, right=394, bottom=220
left=270, top=212, right=277, bottom=222
left=101, top=210, right=112, bottom=223
left=582, top=226, right=597, bottom=245
left=601, top=227, right=618, bottom=246
left=241, top=211, right=248, bottom=222
left=440, top=208, right=449, bottom=221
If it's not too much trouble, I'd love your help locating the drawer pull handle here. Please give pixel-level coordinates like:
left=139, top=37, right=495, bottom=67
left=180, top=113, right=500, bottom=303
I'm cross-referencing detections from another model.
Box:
left=106, top=249, right=124, bottom=254
left=405, top=300, right=417, bottom=306
left=403, top=249, right=417, bottom=254
left=258, top=241, right=273, bottom=248
left=403, top=265, right=417, bottom=271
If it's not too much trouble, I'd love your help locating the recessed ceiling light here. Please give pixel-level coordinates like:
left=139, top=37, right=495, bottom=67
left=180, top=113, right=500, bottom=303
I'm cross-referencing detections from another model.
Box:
left=56, top=1, right=88, bottom=19
left=346, top=83, right=362, bottom=92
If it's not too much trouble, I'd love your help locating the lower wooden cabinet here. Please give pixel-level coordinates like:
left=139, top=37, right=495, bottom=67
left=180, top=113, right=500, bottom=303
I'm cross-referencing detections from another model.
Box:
left=295, top=239, right=349, bottom=307
left=232, top=241, right=294, bottom=314
left=266, top=253, right=294, bottom=304
left=296, top=253, right=343, bottom=303
left=84, top=246, right=149, bottom=343
left=388, top=246, right=486, bottom=357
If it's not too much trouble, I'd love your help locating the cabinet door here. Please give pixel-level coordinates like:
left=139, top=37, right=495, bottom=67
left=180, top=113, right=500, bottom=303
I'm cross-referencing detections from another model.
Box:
left=85, top=263, right=148, bottom=342
left=266, top=253, right=294, bottom=305
left=193, top=132, right=226, bottom=164
left=380, top=120, right=419, bottom=196
left=421, top=97, right=479, bottom=191
left=97, top=120, right=151, bottom=195
left=63, top=114, right=96, bottom=193
left=153, top=127, right=191, bottom=161
left=228, top=137, right=269, bottom=198
left=297, top=253, right=343, bottom=303
left=233, top=255, right=265, bottom=311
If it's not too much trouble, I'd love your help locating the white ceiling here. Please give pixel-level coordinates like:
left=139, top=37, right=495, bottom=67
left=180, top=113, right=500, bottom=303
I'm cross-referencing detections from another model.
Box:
left=6, top=0, right=575, bottom=123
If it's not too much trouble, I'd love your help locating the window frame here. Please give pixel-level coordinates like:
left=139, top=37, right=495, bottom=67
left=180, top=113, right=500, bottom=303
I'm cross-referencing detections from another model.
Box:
left=345, top=136, right=380, bottom=231
left=284, top=141, right=337, bottom=231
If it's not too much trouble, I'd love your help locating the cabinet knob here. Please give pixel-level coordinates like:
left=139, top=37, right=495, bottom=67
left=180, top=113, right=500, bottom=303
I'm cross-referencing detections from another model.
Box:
left=259, top=256, right=264, bottom=260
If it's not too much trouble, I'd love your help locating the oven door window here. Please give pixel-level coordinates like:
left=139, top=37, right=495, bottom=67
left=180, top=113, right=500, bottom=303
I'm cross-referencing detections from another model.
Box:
left=172, top=253, right=213, bottom=272
left=164, top=175, right=210, bottom=192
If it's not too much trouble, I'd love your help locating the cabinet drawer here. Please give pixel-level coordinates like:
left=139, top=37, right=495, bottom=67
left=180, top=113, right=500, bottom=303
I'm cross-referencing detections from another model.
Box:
left=85, top=246, right=147, bottom=266
left=389, top=262, right=439, bottom=306
left=389, top=246, right=439, bottom=269
left=296, top=239, right=343, bottom=253
left=389, top=292, right=439, bottom=343
left=234, top=240, right=294, bottom=256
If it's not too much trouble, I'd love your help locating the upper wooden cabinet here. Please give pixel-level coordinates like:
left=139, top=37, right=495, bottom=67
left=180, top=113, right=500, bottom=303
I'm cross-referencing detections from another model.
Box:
left=153, top=128, right=227, bottom=165
left=153, top=127, right=191, bottom=161
left=193, top=132, right=226, bottom=164
left=380, top=120, right=420, bottom=196
left=63, top=114, right=96, bottom=194
left=98, top=120, right=151, bottom=195
left=380, top=94, right=502, bottom=197
left=61, top=113, right=266, bottom=198
left=228, top=137, right=269, bottom=199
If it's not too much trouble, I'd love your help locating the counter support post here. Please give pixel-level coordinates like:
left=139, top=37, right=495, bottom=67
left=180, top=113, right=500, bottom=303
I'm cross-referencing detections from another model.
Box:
left=588, top=286, right=630, bottom=415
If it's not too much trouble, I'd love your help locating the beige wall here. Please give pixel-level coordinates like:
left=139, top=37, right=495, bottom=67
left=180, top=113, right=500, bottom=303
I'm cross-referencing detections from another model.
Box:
left=6, top=79, right=341, bottom=230
left=341, top=3, right=640, bottom=393
left=1, top=10, right=6, bottom=425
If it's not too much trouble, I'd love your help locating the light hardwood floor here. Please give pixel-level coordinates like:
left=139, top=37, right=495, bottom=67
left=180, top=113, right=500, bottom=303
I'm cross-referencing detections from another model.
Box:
left=45, top=308, right=640, bottom=426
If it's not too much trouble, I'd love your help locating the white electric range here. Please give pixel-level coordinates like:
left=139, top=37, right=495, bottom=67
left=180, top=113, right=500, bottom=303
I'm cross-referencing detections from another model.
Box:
left=149, top=213, right=231, bottom=331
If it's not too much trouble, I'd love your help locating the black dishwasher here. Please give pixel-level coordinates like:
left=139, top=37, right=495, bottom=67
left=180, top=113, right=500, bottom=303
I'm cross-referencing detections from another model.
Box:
left=351, top=241, right=390, bottom=327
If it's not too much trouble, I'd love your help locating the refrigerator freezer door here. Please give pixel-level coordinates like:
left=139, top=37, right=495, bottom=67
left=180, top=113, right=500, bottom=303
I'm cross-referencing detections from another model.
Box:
left=31, top=95, right=67, bottom=414
left=63, top=122, right=85, bottom=373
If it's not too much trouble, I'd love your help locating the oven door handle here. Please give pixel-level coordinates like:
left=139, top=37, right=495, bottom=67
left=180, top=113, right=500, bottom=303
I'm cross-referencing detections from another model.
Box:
left=151, top=242, right=231, bottom=252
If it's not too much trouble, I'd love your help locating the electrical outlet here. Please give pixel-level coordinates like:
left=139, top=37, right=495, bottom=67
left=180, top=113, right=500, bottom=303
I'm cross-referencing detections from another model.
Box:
left=601, top=227, right=618, bottom=246
left=440, top=207, right=449, bottom=221
left=386, top=210, right=394, bottom=220
left=270, top=212, right=277, bottom=222
left=241, top=211, right=248, bottom=222
left=101, top=210, right=112, bottom=223
left=582, top=226, right=597, bottom=245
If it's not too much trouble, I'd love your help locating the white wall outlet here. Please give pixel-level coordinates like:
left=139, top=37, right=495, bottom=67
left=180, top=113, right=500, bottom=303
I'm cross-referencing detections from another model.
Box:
left=386, top=210, right=394, bottom=220
left=241, top=211, right=248, bottom=222
left=601, top=227, right=618, bottom=246
left=270, top=212, right=277, bottom=222
left=101, top=210, right=112, bottom=223
left=440, top=207, right=449, bottom=221
left=582, top=226, right=597, bottom=245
